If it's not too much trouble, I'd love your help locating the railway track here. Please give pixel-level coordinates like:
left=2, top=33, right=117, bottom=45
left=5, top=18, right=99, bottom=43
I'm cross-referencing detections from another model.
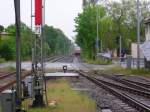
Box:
left=115, top=75, right=150, bottom=89
left=97, top=73, right=150, bottom=93
left=0, top=72, right=16, bottom=80
left=46, top=55, right=71, bottom=63
left=56, top=55, right=74, bottom=63
left=123, top=79, right=150, bottom=88
left=78, top=70, right=150, bottom=112
left=0, top=71, right=30, bottom=92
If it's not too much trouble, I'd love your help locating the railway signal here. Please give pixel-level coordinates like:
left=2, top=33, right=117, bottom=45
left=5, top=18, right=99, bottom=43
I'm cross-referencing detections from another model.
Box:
left=31, top=0, right=47, bottom=107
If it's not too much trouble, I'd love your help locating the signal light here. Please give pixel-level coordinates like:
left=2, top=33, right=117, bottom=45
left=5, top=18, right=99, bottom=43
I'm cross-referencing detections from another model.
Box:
left=35, top=0, right=42, bottom=25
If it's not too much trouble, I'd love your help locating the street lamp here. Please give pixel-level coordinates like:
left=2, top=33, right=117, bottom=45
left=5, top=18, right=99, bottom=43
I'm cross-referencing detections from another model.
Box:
left=96, top=0, right=99, bottom=56
left=137, top=0, right=140, bottom=69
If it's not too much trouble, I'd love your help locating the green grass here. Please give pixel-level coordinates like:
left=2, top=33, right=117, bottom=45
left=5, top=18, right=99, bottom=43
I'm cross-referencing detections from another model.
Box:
left=23, top=79, right=96, bottom=112
left=0, top=103, right=1, bottom=112
left=85, top=58, right=112, bottom=65
left=101, top=66, right=150, bottom=76
left=0, top=66, right=16, bottom=72
left=0, top=58, right=5, bottom=63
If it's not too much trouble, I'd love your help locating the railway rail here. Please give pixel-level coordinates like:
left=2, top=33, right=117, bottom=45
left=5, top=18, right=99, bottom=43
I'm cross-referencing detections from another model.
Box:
left=123, top=79, right=150, bottom=88
left=78, top=70, right=150, bottom=112
left=116, top=75, right=150, bottom=88
left=0, top=55, right=73, bottom=93
left=97, top=73, right=150, bottom=93
left=46, top=55, right=73, bottom=63
left=0, top=71, right=30, bottom=92
left=0, top=72, right=16, bottom=80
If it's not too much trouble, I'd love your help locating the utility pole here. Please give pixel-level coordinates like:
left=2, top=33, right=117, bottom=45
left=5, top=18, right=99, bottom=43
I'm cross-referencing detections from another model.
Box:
left=96, top=0, right=99, bottom=56
left=31, top=0, right=33, bottom=31
left=137, top=0, right=140, bottom=69
left=120, top=36, right=122, bottom=62
left=31, top=0, right=35, bottom=74
left=14, top=0, right=23, bottom=111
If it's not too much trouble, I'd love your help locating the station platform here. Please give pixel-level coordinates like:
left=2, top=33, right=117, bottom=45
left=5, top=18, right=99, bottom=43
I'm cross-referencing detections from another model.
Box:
left=45, top=72, right=79, bottom=77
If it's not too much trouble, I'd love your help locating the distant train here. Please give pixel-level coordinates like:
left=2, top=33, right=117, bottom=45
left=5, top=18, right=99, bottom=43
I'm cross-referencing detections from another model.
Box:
left=74, top=46, right=81, bottom=56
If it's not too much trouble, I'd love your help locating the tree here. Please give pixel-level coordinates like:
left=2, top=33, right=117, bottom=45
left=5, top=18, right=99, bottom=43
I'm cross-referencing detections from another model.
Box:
left=43, top=25, right=72, bottom=56
left=75, top=0, right=150, bottom=60
left=0, top=25, right=4, bottom=32
left=75, top=5, right=106, bottom=59
left=0, top=39, right=15, bottom=60
left=5, top=24, right=16, bottom=36
left=0, top=23, right=72, bottom=61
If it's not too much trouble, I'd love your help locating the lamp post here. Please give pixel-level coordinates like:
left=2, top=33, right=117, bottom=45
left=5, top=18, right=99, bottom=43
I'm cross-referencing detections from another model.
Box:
left=96, top=0, right=99, bottom=56
left=137, top=0, right=140, bottom=69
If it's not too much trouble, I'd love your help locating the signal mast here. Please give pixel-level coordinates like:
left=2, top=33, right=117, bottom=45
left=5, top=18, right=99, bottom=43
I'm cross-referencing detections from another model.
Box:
left=32, top=0, right=47, bottom=107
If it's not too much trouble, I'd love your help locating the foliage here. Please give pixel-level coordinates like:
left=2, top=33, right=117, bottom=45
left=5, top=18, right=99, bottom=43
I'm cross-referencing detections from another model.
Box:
left=75, top=5, right=106, bottom=59
left=0, top=25, right=4, bottom=32
left=75, top=0, right=150, bottom=60
left=0, top=58, right=5, bottom=63
left=5, top=24, right=16, bottom=36
left=0, top=23, right=72, bottom=61
left=43, top=25, right=72, bottom=56
left=0, top=37, right=15, bottom=60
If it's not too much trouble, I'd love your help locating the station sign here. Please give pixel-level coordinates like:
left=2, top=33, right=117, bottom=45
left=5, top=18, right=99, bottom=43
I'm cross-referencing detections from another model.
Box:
left=35, top=25, right=41, bottom=35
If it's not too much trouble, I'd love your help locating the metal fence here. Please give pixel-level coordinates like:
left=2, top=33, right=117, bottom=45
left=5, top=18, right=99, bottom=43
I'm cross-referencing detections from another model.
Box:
left=98, top=55, right=145, bottom=69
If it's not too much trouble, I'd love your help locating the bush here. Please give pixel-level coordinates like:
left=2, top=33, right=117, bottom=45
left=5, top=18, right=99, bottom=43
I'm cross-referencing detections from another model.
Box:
left=0, top=41, right=14, bottom=60
left=0, top=58, right=5, bottom=63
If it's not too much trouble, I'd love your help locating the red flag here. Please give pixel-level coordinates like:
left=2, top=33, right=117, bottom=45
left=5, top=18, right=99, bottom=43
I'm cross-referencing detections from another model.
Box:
left=35, top=0, right=42, bottom=25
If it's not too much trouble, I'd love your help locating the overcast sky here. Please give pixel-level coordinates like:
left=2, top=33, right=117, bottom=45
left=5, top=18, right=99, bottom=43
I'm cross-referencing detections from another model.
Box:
left=0, top=0, right=82, bottom=40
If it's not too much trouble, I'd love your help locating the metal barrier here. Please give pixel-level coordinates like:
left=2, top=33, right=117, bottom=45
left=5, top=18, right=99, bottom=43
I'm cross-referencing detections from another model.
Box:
left=99, top=55, right=145, bottom=69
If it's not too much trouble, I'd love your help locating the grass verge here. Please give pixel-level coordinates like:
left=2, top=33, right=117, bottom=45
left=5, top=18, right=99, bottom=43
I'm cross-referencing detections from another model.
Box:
left=101, top=66, right=150, bottom=76
left=23, top=79, right=96, bottom=112
left=0, top=66, right=16, bottom=72
left=0, top=58, right=5, bottom=63
left=85, top=58, right=112, bottom=65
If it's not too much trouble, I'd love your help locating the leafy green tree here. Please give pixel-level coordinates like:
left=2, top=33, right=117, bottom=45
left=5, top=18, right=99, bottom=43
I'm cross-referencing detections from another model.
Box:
left=75, top=5, right=106, bottom=59
left=0, top=23, right=72, bottom=61
left=75, top=0, right=150, bottom=60
left=43, top=25, right=71, bottom=56
left=5, top=25, right=16, bottom=36
left=0, top=38, right=15, bottom=60
left=0, top=25, right=4, bottom=32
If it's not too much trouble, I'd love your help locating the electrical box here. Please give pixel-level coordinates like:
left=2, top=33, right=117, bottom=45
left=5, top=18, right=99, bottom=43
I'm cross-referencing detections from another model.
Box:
left=25, top=76, right=33, bottom=98
left=1, top=90, right=16, bottom=112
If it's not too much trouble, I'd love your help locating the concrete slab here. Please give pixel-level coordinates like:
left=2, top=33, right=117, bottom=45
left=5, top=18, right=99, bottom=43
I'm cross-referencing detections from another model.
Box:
left=45, top=72, right=79, bottom=77
left=71, top=88, right=90, bottom=91
left=101, top=109, right=112, bottom=112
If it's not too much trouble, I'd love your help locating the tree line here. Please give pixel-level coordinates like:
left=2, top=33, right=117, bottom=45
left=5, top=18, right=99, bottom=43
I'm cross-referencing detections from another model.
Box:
left=0, top=23, right=72, bottom=61
left=75, top=0, right=150, bottom=60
